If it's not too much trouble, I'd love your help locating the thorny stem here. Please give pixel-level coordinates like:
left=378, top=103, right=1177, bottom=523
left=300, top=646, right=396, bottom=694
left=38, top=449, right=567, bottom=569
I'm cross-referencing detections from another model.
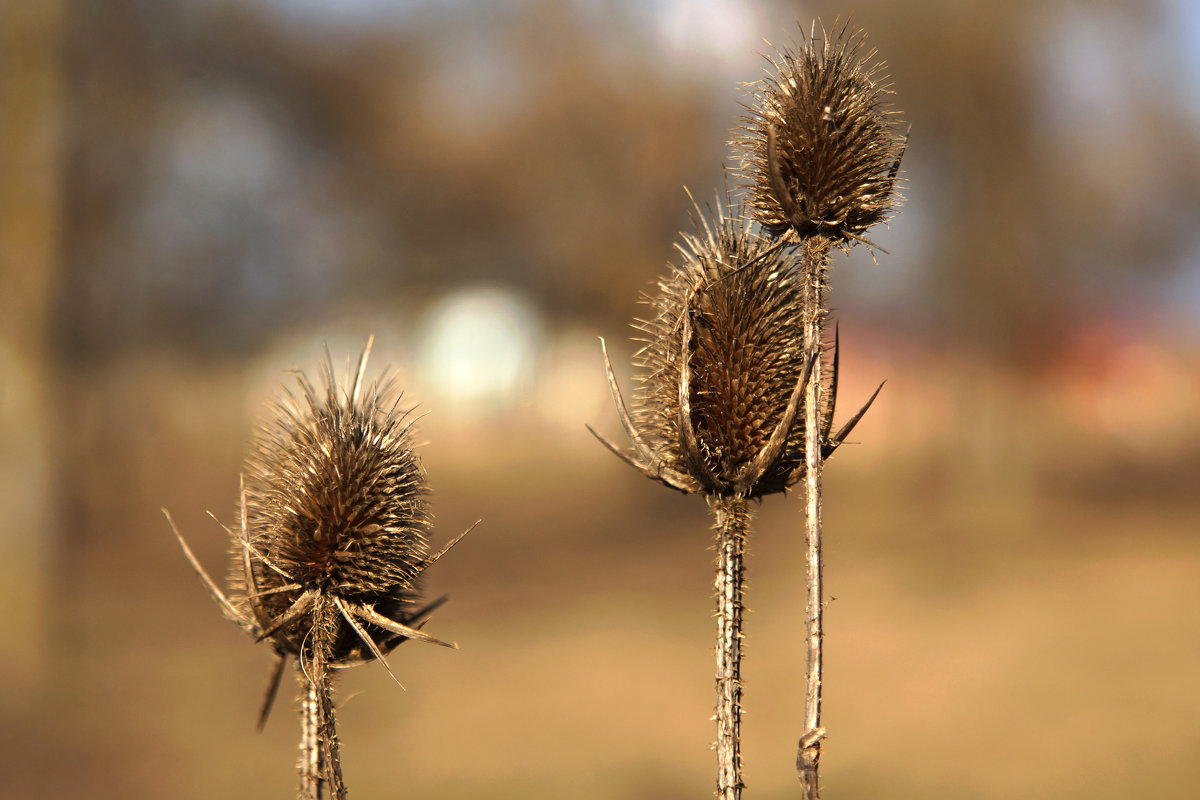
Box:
left=298, top=594, right=346, bottom=800
left=797, top=236, right=831, bottom=799
left=298, top=665, right=320, bottom=800
left=712, top=495, right=751, bottom=800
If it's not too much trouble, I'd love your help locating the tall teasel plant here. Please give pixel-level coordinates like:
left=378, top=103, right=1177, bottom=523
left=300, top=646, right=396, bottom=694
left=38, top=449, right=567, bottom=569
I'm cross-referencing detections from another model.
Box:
left=166, top=337, right=473, bottom=799
left=590, top=193, right=877, bottom=800
left=593, top=19, right=904, bottom=800
left=734, top=21, right=906, bottom=800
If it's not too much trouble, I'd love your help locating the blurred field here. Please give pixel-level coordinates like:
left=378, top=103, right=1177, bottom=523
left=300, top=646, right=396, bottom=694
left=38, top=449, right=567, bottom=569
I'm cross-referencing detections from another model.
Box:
left=2, top=349, right=1198, bottom=800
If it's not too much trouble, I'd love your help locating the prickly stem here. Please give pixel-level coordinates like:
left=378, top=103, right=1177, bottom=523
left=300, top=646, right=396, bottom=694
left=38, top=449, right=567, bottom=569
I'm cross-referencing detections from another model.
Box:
left=797, top=235, right=831, bottom=799
left=712, top=495, right=752, bottom=800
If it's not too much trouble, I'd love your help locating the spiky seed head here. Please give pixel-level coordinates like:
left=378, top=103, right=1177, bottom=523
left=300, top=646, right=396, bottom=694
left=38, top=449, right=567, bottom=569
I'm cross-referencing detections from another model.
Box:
left=735, top=21, right=906, bottom=246
left=631, top=194, right=831, bottom=498
left=236, top=344, right=432, bottom=664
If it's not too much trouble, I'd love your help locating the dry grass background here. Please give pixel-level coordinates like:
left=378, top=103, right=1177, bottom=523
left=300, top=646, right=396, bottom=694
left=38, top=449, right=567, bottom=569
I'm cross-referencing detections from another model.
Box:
left=3, top=348, right=1197, bottom=800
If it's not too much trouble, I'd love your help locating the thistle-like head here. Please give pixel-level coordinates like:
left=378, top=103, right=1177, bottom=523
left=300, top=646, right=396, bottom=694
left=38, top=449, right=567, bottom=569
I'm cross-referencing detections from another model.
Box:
left=591, top=194, right=827, bottom=499
left=168, top=338, right=472, bottom=727
left=735, top=21, right=906, bottom=247
left=237, top=339, right=438, bottom=665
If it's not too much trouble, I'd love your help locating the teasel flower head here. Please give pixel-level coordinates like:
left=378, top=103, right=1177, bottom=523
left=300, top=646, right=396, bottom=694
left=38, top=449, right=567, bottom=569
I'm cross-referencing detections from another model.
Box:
left=167, top=337, right=471, bottom=728
left=735, top=21, right=907, bottom=247
left=590, top=193, right=874, bottom=499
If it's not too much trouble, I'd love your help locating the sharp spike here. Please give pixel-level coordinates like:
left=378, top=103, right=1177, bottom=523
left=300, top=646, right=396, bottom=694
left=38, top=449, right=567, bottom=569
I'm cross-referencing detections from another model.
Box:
left=823, top=381, right=885, bottom=458
left=372, top=596, right=445, bottom=652
left=420, top=520, right=481, bottom=571
left=255, top=589, right=316, bottom=643
left=256, top=653, right=287, bottom=732
left=586, top=424, right=655, bottom=475
left=590, top=416, right=704, bottom=491
left=841, top=229, right=891, bottom=255
left=242, top=538, right=295, bottom=583
left=202, top=510, right=236, bottom=538
left=333, top=596, right=406, bottom=690
left=351, top=334, right=375, bottom=405
left=407, top=595, right=449, bottom=627
left=599, top=337, right=657, bottom=465
left=163, top=508, right=247, bottom=627
left=355, top=602, right=457, bottom=650
left=246, top=583, right=304, bottom=600
left=237, top=475, right=269, bottom=630
left=653, top=466, right=705, bottom=495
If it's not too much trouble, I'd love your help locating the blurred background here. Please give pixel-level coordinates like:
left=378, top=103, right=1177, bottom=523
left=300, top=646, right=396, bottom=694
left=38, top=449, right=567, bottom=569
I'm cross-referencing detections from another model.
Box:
left=3, top=0, right=1199, bottom=798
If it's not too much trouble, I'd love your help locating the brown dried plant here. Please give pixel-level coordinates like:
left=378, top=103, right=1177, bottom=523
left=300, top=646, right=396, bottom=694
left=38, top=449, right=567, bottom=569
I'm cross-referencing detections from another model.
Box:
left=735, top=20, right=905, bottom=799
left=734, top=20, right=906, bottom=250
left=590, top=192, right=878, bottom=800
left=590, top=193, right=876, bottom=499
left=166, top=337, right=472, bottom=800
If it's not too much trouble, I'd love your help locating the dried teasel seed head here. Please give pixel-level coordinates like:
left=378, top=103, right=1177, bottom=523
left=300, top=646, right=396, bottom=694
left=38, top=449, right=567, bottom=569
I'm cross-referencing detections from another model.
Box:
left=735, top=21, right=906, bottom=247
left=233, top=339, right=447, bottom=667
left=168, top=337, right=471, bottom=737
left=591, top=192, right=834, bottom=499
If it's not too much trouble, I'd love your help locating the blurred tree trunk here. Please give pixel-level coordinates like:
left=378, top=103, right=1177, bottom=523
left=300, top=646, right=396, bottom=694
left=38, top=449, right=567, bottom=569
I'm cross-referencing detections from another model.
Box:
left=921, top=2, right=1046, bottom=503
left=45, top=0, right=160, bottom=663
left=0, top=0, right=65, bottom=687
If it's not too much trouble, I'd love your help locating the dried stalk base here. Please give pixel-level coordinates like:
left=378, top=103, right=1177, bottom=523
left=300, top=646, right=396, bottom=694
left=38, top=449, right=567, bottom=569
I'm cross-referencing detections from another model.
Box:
left=299, top=668, right=321, bottom=799
left=297, top=595, right=346, bottom=800
left=797, top=236, right=830, bottom=800
left=712, top=496, right=751, bottom=800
